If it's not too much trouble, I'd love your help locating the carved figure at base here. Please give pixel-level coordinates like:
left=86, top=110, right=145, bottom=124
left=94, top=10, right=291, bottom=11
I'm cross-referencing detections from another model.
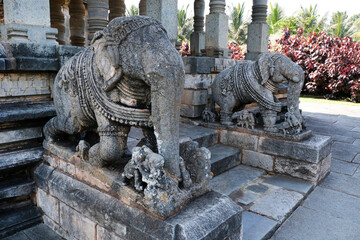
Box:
left=211, top=53, right=305, bottom=134
left=233, top=110, right=255, bottom=129
left=43, top=16, right=186, bottom=179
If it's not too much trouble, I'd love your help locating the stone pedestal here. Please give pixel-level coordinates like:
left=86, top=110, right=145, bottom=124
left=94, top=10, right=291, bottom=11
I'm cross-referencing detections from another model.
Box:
left=216, top=128, right=332, bottom=184
left=245, top=0, right=269, bottom=61
left=0, top=0, right=58, bottom=44
left=34, top=143, right=243, bottom=240
left=146, top=0, right=178, bottom=45
left=204, top=0, right=229, bottom=58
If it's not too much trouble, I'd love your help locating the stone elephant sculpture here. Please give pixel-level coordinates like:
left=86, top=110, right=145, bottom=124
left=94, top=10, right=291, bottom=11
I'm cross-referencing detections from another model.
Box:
left=211, top=53, right=305, bottom=132
left=44, top=16, right=185, bottom=178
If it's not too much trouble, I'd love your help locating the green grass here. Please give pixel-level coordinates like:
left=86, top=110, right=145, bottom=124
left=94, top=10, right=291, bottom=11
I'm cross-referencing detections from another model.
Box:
left=300, top=95, right=359, bottom=106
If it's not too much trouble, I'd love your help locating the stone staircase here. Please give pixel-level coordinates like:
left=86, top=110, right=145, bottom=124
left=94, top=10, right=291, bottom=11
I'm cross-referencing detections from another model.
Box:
left=171, top=124, right=314, bottom=240
left=0, top=102, right=55, bottom=238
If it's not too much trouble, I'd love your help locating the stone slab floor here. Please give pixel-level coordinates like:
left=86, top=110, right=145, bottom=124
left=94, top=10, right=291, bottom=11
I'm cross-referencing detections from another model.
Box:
left=272, top=101, right=360, bottom=240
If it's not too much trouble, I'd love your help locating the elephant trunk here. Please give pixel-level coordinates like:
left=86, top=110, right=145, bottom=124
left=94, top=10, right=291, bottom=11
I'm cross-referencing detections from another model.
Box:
left=286, top=70, right=305, bottom=121
left=147, top=65, right=185, bottom=179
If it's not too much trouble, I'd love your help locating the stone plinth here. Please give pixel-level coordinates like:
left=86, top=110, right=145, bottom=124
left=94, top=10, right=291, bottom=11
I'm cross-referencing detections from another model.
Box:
left=35, top=144, right=243, bottom=240
left=216, top=128, right=332, bottom=184
left=1, top=0, right=58, bottom=44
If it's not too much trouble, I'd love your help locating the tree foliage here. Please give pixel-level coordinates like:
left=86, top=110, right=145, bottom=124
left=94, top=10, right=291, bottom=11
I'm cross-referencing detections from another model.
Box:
left=177, top=5, right=193, bottom=42
left=126, top=5, right=138, bottom=17
left=267, top=3, right=284, bottom=34
left=228, top=3, right=248, bottom=45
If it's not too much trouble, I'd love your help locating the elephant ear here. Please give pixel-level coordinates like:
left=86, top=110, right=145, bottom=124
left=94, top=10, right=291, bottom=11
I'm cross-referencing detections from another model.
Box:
left=92, top=31, right=123, bottom=92
left=257, top=53, right=271, bottom=85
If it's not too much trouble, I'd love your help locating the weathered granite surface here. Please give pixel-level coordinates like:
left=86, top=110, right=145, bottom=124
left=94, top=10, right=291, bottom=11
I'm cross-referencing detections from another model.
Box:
left=35, top=163, right=243, bottom=240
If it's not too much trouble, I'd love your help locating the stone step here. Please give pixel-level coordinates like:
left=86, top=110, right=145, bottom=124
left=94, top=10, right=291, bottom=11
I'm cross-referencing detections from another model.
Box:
left=0, top=177, right=35, bottom=200
left=209, top=144, right=241, bottom=176
left=179, top=124, right=218, bottom=148
left=3, top=224, right=64, bottom=240
left=0, top=205, right=42, bottom=238
left=0, top=147, right=43, bottom=172
left=0, top=102, right=55, bottom=124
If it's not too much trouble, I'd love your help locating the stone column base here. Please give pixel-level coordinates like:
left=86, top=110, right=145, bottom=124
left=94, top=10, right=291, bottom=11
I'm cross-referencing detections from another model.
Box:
left=35, top=162, right=243, bottom=240
left=0, top=24, right=58, bottom=44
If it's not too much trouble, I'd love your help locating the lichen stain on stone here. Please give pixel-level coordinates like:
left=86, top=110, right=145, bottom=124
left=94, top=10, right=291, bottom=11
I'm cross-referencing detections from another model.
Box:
left=162, top=193, right=167, bottom=203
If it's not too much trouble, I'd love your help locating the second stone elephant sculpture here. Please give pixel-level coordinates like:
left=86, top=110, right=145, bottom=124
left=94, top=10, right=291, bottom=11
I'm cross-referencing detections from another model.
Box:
left=211, top=53, right=305, bottom=133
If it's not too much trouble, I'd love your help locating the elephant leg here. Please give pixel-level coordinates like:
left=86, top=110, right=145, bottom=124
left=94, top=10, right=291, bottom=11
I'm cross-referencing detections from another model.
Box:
left=219, top=94, right=240, bottom=126
left=43, top=116, right=81, bottom=142
left=136, top=127, right=158, bottom=153
left=260, top=107, right=278, bottom=132
left=89, top=113, right=131, bottom=166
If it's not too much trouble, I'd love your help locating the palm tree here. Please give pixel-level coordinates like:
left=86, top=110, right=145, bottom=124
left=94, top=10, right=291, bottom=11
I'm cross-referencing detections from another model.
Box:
left=267, top=2, right=284, bottom=34
left=350, top=18, right=360, bottom=42
left=177, top=5, right=193, bottom=42
left=126, top=5, right=138, bottom=16
left=327, top=11, right=353, bottom=38
left=228, top=3, right=248, bottom=45
left=298, top=4, right=327, bottom=35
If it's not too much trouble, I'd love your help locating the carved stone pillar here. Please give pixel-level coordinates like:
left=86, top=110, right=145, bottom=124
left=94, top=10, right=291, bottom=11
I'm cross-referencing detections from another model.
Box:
left=0, top=0, right=58, bottom=44
left=69, top=0, right=85, bottom=46
left=245, top=0, right=269, bottom=61
left=139, top=0, right=147, bottom=16
left=203, top=0, right=229, bottom=58
left=50, top=0, right=66, bottom=45
left=146, top=0, right=178, bottom=45
left=190, top=0, right=205, bottom=56
left=87, top=0, right=109, bottom=41
left=109, top=0, right=125, bottom=21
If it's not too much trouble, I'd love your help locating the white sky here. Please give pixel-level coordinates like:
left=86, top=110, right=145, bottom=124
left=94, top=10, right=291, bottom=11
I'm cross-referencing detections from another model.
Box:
left=125, top=0, right=360, bottom=20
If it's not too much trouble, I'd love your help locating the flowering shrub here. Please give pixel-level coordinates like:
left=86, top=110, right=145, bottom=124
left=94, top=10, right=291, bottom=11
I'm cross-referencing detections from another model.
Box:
left=179, top=42, right=190, bottom=56
left=228, top=43, right=246, bottom=60
left=274, top=27, right=360, bottom=102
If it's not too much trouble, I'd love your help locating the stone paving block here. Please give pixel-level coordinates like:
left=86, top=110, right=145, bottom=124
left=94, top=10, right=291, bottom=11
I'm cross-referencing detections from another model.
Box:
left=37, top=188, right=59, bottom=223
left=246, top=184, right=269, bottom=194
left=184, top=73, right=212, bottom=89
left=97, top=225, right=124, bottom=240
left=34, top=163, right=54, bottom=192
left=242, top=211, right=277, bottom=240
left=128, top=127, right=144, bottom=140
left=333, top=141, right=360, bottom=154
left=242, top=150, right=273, bottom=171
left=229, top=189, right=260, bottom=206
left=209, top=144, right=241, bottom=176
left=303, top=187, right=360, bottom=225
left=250, top=188, right=303, bottom=222
left=271, top=206, right=360, bottom=240
left=258, top=135, right=332, bottom=163
left=22, top=224, right=63, bottom=240
left=321, top=172, right=360, bottom=198
left=331, top=159, right=359, bottom=175
left=263, top=175, right=313, bottom=194
left=219, top=130, right=259, bottom=151
left=182, top=89, right=208, bottom=105
left=211, top=165, right=265, bottom=196
left=180, top=104, right=205, bottom=118
left=60, top=202, right=96, bottom=240
left=332, top=134, right=355, bottom=143
left=353, top=139, right=360, bottom=145
left=331, top=148, right=357, bottom=162
left=353, top=127, right=360, bottom=133
left=274, top=157, right=320, bottom=183
left=353, top=154, right=360, bottom=163
left=43, top=215, right=77, bottom=240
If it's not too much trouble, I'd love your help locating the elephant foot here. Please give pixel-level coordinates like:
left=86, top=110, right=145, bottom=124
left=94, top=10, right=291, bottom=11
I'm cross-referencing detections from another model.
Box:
left=220, top=110, right=234, bottom=126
